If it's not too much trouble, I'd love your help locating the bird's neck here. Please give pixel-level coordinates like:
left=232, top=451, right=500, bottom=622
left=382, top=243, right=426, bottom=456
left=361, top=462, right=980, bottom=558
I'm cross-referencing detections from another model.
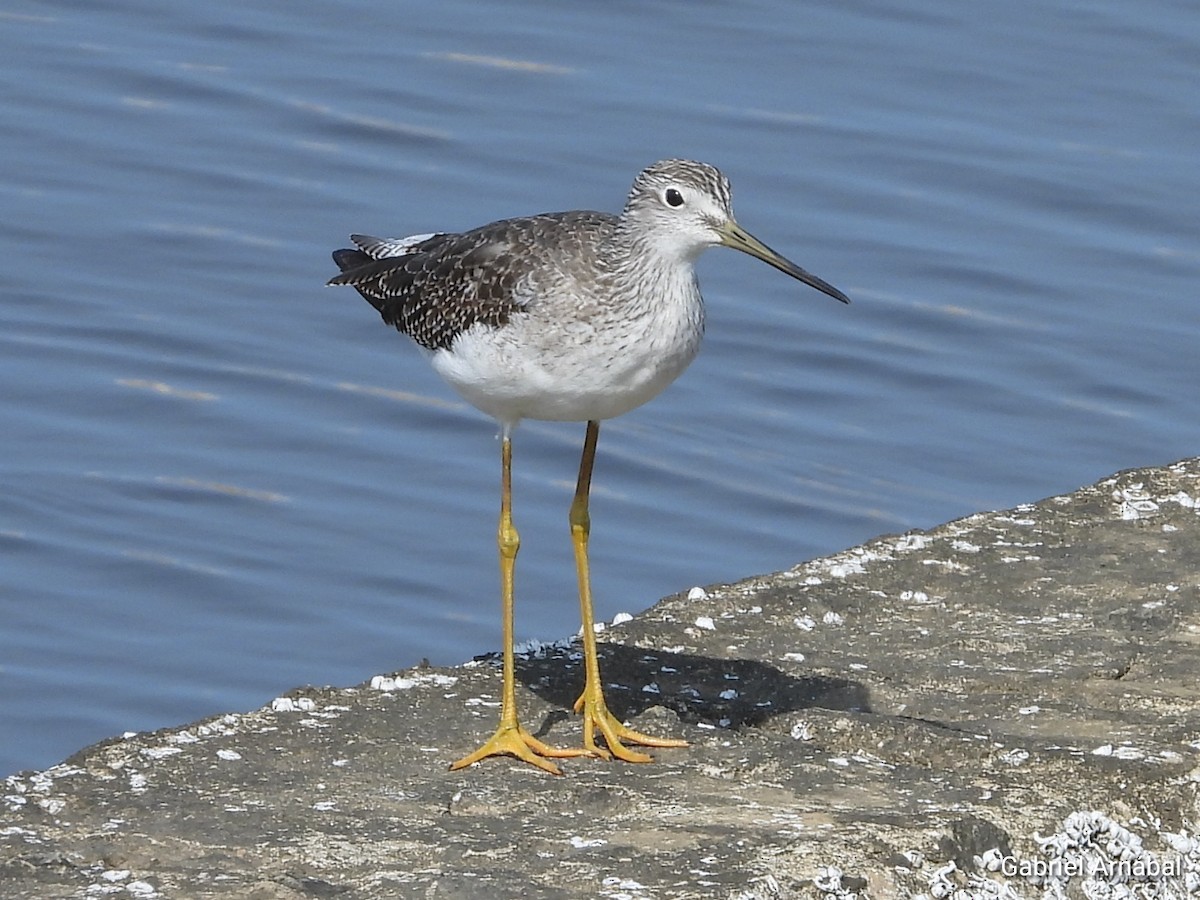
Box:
left=582, top=236, right=701, bottom=347
left=602, top=224, right=697, bottom=300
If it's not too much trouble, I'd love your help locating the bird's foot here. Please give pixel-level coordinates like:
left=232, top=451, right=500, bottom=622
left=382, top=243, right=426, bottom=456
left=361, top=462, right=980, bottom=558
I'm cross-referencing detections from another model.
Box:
left=449, top=722, right=592, bottom=776
left=572, top=692, right=688, bottom=763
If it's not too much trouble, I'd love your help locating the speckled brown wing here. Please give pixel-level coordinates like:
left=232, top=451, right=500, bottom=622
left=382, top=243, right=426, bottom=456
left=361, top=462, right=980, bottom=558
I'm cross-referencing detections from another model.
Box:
left=329, top=211, right=616, bottom=352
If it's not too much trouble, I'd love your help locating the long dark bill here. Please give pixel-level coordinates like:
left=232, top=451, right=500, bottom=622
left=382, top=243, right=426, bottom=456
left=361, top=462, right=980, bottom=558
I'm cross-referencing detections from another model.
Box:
left=719, top=219, right=851, bottom=305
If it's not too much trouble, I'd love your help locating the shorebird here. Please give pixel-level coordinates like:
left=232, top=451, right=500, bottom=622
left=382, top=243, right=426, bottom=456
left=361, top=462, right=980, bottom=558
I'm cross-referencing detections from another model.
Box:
left=328, top=159, right=849, bottom=774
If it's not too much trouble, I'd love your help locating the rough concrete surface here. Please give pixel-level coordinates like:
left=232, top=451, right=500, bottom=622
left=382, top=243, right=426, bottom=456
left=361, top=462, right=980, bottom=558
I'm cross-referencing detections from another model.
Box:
left=3, top=459, right=1200, bottom=899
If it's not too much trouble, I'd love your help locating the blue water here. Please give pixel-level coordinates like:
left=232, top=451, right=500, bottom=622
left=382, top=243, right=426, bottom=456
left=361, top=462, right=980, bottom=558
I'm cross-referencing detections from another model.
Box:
left=1, top=0, right=1197, bottom=776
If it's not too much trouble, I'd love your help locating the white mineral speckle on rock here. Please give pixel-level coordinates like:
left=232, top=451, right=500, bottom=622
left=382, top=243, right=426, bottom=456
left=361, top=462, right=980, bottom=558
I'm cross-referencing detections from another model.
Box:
left=694, top=616, right=716, bottom=631
left=371, top=672, right=458, bottom=691
left=826, top=559, right=866, bottom=578
left=1096, top=743, right=1145, bottom=760
left=813, top=864, right=851, bottom=896
left=928, top=860, right=957, bottom=898
left=216, top=749, right=242, bottom=761
left=464, top=697, right=501, bottom=708
left=687, top=586, right=708, bottom=601
left=601, top=875, right=648, bottom=897
left=976, top=847, right=1004, bottom=872
left=140, top=746, right=182, bottom=760
left=1116, top=483, right=1160, bottom=520
left=997, top=748, right=1029, bottom=765
left=1164, top=832, right=1197, bottom=853
left=513, top=637, right=575, bottom=658
left=271, top=696, right=317, bottom=712
left=895, top=534, right=931, bottom=552
left=790, top=721, right=813, bottom=741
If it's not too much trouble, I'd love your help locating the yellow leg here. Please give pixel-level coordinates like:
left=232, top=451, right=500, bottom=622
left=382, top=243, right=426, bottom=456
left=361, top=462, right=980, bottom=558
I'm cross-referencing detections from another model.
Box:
left=450, top=434, right=590, bottom=775
left=570, top=420, right=688, bottom=762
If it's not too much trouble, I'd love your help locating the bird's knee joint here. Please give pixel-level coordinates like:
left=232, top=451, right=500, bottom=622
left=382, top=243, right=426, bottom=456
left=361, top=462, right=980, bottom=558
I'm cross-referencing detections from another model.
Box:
left=568, top=504, right=590, bottom=538
left=498, top=522, right=520, bottom=558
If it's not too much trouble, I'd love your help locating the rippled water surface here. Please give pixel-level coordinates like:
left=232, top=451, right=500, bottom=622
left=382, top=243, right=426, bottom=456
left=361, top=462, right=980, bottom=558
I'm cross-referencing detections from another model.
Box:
left=2, top=0, right=1197, bottom=775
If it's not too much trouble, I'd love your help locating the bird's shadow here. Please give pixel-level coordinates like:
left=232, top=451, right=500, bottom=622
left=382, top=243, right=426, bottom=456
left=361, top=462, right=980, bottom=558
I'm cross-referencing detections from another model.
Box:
left=485, top=640, right=870, bottom=733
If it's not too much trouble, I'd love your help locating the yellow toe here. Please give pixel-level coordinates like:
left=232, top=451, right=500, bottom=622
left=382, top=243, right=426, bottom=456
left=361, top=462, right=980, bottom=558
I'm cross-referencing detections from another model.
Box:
left=449, top=722, right=593, bottom=775
left=573, top=692, right=687, bottom=763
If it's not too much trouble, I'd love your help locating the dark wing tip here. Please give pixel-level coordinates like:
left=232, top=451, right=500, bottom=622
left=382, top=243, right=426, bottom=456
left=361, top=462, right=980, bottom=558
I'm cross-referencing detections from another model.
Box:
left=332, top=247, right=369, bottom=270
left=329, top=247, right=373, bottom=285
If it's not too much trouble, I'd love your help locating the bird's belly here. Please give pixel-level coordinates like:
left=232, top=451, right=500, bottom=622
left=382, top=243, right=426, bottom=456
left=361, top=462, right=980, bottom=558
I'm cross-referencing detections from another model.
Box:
left=431, top=313, right=703, bottom=426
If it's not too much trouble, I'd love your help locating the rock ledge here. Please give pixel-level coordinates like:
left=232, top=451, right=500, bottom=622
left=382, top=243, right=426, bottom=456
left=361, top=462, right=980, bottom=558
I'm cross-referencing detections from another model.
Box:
left=3, top=460, right=1200, bottom=898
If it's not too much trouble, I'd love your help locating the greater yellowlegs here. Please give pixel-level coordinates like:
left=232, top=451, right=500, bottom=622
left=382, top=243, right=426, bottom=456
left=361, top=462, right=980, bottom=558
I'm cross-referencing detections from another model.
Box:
left=329, top=159, right=849, bottom=774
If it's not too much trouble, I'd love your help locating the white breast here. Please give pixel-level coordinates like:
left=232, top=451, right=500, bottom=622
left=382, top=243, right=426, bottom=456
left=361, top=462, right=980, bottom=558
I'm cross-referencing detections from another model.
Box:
left=431, top=267, right=705, bottom=428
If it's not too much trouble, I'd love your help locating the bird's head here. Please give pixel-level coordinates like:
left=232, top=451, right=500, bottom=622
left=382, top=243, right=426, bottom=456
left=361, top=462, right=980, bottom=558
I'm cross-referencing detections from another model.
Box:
left=622, top=158, right=850, bottom=305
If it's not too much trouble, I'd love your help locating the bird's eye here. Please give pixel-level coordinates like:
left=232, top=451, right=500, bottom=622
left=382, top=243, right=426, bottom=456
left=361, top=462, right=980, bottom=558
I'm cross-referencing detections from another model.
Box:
left=664, top=188, right=684, bottom=208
